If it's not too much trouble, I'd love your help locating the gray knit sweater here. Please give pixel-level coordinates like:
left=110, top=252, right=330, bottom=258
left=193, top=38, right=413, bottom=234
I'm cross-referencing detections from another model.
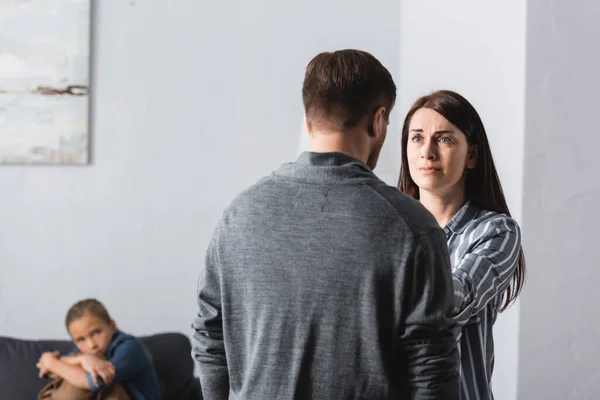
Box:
left=192, top=152, right=459, bottom=400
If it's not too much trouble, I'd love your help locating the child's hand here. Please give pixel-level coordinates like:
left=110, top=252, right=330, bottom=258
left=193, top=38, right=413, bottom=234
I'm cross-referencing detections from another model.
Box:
left=36, top=351, right=59, bottom=378
left=79, top=354, right=115, bottom=387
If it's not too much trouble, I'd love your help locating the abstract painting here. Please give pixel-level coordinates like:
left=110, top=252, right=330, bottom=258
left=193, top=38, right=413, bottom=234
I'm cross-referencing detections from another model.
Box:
left=0, top=0, right=90, bottom=164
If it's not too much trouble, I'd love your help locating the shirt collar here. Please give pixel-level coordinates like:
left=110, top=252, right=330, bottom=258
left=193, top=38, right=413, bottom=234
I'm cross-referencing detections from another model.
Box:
left=445, top=200, right=479, bottom=234
left=106, top=330, right=122, bottom=353
left=274, top=151, right=376, bottom=183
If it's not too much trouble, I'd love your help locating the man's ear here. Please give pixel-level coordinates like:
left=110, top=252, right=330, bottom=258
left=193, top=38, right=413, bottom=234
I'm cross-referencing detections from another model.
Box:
left=304, top=117, right=312, bottom=134
left=370, top=106, right=387, bottom=138
left=467, top=144, right=478, bottom=169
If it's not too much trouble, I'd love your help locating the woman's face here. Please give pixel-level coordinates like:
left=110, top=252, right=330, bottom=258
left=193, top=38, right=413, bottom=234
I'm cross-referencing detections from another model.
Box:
left=406, top=108, right=477, bottom=199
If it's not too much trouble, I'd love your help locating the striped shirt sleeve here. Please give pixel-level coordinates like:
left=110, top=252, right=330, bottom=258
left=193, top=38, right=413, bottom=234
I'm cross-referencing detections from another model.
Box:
left=451, top=215, right=521, bottom=326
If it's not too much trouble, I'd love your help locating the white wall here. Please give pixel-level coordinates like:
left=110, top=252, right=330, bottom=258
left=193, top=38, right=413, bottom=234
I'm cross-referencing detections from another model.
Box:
left=398, top=2, right=526, bottom=399
left=0, top=1, right=541, bottom=397
left=518, top=0, right=600, bottom=398
left=0, top=0, right=400, bottom=339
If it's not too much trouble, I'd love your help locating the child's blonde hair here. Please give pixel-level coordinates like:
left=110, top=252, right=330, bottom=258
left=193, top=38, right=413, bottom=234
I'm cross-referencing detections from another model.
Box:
left=65, top=298, right=112, bottom=330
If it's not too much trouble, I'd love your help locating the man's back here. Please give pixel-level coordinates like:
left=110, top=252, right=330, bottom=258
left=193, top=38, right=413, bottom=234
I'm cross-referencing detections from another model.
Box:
left=192, top=152, right=459, bottom=399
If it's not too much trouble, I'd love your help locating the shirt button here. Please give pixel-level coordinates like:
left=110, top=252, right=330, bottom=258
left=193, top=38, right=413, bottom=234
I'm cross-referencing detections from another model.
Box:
left=444, top=228, right=450, bottom=234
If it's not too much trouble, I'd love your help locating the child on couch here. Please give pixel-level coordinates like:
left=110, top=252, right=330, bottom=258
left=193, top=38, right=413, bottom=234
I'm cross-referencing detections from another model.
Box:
left=36, top=298, right=160, bottom=400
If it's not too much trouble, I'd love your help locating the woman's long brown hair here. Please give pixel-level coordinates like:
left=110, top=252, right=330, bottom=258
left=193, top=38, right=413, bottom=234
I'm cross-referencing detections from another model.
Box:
left=397, top=90, right=525, bottom=311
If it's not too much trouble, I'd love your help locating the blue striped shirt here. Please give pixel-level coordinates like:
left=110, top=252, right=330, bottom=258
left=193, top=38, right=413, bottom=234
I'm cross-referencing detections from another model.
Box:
left=444, top=201, right=521, bottom=400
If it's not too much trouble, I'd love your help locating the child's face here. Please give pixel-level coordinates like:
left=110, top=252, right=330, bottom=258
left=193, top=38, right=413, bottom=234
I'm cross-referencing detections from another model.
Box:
left=68, top=313, right=117, bottom=356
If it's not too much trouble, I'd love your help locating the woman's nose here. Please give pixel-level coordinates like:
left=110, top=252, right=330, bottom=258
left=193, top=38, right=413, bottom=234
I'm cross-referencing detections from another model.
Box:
left=420, top=142, right=436, bottom=160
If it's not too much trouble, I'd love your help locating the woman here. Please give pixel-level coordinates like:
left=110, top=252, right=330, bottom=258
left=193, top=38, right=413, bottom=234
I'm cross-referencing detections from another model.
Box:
left=398, top=90, right=525, bottom=400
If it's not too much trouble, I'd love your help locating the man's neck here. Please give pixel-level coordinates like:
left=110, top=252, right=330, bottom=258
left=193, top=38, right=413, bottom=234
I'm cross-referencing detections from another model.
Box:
left=309, top=129, right=369, bottom=165
left=419, top=189, right=466, bottom=228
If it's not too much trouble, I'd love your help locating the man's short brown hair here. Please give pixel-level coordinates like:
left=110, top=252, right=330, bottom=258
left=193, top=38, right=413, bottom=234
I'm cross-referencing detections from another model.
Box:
left=65, top=298, right=112, bottom=329
left=302, top=49, right=396, bottom=131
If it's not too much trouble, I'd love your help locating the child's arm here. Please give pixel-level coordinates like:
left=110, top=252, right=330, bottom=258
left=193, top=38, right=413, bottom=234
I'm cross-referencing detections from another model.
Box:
left=60, top=354, right=83, bottom=365
left=38, top=353, right=84, bottom=379
left=78, top=354, right=116, bottom=387
left=37, top=353, right=89, bottom=389
left=37, top=352, right=116, bottom=390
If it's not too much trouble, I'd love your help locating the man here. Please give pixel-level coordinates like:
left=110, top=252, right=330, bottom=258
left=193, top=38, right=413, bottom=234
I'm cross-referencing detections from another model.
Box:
left=192, top=49, right=459, bottom=399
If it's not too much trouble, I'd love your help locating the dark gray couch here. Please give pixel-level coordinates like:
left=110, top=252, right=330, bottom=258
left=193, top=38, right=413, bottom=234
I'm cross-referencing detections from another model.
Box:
left=0, top=332, right=202, bottom=400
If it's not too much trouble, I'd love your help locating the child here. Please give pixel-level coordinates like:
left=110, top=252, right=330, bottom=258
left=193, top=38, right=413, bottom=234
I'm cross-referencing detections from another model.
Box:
left=36, top=299, right=161, bottom=400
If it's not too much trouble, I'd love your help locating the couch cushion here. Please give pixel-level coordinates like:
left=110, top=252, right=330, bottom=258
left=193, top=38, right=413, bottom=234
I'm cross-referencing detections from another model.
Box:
left=0, top=332, right=201, bottom=400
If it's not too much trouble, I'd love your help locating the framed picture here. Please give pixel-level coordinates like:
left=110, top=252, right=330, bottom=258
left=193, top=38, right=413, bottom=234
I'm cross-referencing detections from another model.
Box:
left=0, top=0, right=91, bottom=164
